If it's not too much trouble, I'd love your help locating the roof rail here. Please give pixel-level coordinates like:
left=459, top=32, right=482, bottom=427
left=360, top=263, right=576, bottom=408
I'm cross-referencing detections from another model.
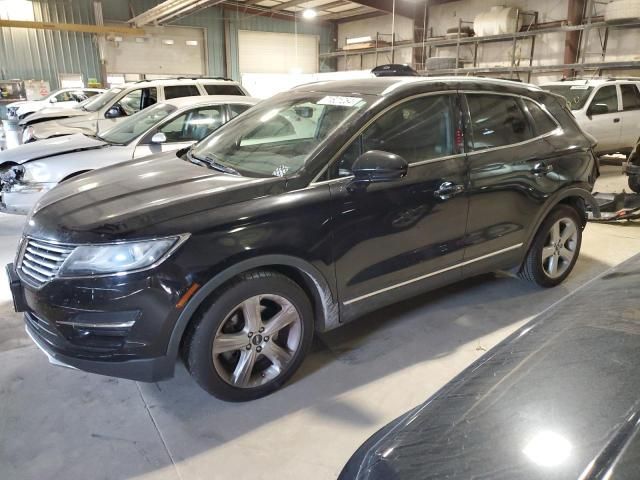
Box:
left=371, top=64, right=420, bottom=77
left=176, top=76, right=235, bottom=82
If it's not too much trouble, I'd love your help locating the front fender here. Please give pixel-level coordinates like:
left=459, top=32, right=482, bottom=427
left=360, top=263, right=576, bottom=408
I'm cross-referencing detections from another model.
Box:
left=164, top=254, right=339, bottom=368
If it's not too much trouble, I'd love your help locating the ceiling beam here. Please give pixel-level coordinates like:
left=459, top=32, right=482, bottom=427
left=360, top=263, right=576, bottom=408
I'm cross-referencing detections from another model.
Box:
left=272, top=0, right=312, bottom=10
left=0, top=19, right=145, bottom=35
left=320, top=6, right=376, bottom=20
left=347, top=0, right=426, bottom=18
left=332, top=9, right=386, bottom=23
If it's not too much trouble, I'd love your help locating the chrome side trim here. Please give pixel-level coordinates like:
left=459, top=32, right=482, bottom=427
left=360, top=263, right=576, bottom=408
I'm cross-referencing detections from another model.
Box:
left=56, top=320, right=136, bottom=329
left=25, top=325, right=78, bottom=370
left=343, top=243, right=524, bottom=306
left=465, top=128, right=560, bottom=157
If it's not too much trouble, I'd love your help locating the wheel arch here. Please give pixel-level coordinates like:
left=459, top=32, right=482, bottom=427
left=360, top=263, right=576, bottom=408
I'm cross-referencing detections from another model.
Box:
left=523, top=187, right=598, bottom=254
left=60, top=170, right=91, bottom=183
left=167, top=254, right=339, bottom=367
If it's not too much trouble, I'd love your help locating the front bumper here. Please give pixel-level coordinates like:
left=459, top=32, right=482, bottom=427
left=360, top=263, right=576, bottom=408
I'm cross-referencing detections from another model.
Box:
left=6, top=261, right=189, bottom=382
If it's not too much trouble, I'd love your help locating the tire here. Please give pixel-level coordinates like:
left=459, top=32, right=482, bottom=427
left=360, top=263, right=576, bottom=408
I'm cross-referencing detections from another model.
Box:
left=519, top=205, right=583, bottom=288
left=183, top=270, right=314, bottom=401
left=629, top=175, right=640, bottom=193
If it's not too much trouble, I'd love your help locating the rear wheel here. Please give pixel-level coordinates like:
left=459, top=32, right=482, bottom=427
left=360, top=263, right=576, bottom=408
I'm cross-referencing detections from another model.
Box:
left=183, top=270, right=313, bottom=401
left=519, top=205, right=582, bottom=287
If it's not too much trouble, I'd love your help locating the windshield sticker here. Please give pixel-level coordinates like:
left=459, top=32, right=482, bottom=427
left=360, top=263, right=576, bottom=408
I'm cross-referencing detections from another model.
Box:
left=569, top=86, right=589, bottom=90
left=317, top=96, right=362, bottom=107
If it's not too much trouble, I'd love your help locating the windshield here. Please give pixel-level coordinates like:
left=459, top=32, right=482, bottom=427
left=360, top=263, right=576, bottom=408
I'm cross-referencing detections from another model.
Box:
left=99, top=103, right=177, bottom=145
left=82, top=88, right=123, bottom=112
left=542, top=85, right=594, bottom=110
left=191, top=93, right=369, bottom=177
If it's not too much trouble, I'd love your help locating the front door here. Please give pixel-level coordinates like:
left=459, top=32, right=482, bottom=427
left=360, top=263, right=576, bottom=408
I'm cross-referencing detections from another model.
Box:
left=582, top=84, right=621, bottom=152
left=619, top=83, right=640, bottom=150
left=328, top=93, right=469, bottom=314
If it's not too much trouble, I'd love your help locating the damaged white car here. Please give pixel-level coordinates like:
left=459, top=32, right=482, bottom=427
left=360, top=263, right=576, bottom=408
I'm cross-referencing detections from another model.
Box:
left=0, top=95, right=258, bottom=214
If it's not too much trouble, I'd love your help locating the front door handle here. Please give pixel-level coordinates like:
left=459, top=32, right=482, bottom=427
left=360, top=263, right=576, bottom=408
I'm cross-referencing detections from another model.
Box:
left=531, top=162, right=554, bottom=176
left=613, top=118, right=621, bottom=123
left=434, top=181, right=464, bottom=200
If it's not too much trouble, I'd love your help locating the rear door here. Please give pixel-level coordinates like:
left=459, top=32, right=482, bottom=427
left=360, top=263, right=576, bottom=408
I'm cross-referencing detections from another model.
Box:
left=619, top=83, right=640, bottom=150
left=582, top=84, right=621, bottom=152
left=462, top=92, right=562, bottom=269
left=133, top=104, right=227, bottom=158
left=328, top=93, right=469, bottom=314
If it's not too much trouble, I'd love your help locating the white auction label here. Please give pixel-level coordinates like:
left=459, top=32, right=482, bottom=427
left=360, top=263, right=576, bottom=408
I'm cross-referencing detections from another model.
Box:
left=317, top=96, right=362, bottom=107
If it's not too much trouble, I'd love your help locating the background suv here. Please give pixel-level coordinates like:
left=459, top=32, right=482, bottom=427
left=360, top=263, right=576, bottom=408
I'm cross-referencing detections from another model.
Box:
left=8, top=77, right=598, bottom=402
left=542, top=78, right=640, bottom=155
left=20, top=77, right=249, bottom=142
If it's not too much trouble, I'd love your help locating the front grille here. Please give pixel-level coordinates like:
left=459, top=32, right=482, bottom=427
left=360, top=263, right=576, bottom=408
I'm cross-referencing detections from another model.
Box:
left=19, top=238, right=75, bottom=287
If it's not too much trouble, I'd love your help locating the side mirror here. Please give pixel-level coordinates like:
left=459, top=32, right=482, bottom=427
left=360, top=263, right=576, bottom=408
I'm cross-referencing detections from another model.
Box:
left=49, top=97, right=57, bottom=103
left=151, top=132, right=167, bottom=144
left=105, top=105, right=122, bottom=119
left=350, top=150, right=408, bottom=189
left=588, top=103, right=609, bottom=117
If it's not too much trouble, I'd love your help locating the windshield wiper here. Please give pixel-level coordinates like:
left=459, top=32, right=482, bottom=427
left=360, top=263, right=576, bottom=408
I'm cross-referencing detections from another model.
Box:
left=189, top=152, right=240, bottom=176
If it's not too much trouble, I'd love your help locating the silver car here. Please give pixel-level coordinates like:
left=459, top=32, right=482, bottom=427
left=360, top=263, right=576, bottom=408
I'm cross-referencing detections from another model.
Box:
left=0, top=95, right=258, bottom=214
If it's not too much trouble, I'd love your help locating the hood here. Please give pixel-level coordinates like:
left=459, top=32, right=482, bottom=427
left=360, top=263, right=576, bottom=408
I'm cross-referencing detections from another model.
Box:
left=19, top=108, right=89, bottom=127
left=340, top=253, right=640, bottom=480
left=27, top=152, right=283, bottom=243
left=0, top=133, right=107, bottom=166
left=32, top=115, right=98, bottom=139
left=7, top=100, right=30, bottom=109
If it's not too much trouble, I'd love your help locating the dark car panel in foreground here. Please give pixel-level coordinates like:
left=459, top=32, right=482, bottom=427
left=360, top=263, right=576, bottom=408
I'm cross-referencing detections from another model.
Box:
left=339, top=253, right=640, bottom=480
left=8, top=76, right=600, bottom=400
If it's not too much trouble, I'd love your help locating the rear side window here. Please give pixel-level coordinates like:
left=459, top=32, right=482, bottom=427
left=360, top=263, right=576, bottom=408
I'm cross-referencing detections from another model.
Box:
left=229, top=103, right=251, bottom=118
left=621, top=84, right=640, bottom=111
left=164, top=85, right=201, bottom=99
left=204, top=84, right=244, bottom=96
left=524, top=99, right=558, bottom=135
left=466, top=94, right=534, bottom=150
left=590, top=86, right=618, bottom=114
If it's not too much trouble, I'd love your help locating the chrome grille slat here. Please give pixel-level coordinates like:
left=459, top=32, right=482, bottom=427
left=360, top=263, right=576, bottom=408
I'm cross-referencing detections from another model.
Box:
left=18, top=238, right=75, bottom=287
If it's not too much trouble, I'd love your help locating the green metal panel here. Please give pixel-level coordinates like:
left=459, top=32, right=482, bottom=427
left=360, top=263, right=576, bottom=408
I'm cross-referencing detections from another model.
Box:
left=0, top=0, right=335, bottom=88
left=0, top=0, right=101, bottom=90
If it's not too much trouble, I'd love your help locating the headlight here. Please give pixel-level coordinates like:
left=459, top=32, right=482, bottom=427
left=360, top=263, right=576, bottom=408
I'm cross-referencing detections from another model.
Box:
left=59, top=235, right=188, bottom=277
left=22, top=126, right=35, bottom=143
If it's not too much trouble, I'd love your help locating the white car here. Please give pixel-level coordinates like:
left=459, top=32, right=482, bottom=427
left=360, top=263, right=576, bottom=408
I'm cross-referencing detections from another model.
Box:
left=541, top=78, right=640, bottom=155
left=6, top=88, right=104, bottom=122
left=19, top=78, right=249, bottom=143
left=0, top=95, right=258, bottom=215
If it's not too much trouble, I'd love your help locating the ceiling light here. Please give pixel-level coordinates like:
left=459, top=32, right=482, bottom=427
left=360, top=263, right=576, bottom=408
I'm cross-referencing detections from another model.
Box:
left=162, top=39, right=175, bottom=45
left=302, top=9, right=317, bottom=19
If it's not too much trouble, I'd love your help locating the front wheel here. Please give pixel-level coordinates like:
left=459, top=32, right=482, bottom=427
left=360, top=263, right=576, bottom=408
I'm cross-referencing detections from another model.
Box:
left=183, top=271, right=314, bottom=401
left=519, top=205, right=582, bottom=288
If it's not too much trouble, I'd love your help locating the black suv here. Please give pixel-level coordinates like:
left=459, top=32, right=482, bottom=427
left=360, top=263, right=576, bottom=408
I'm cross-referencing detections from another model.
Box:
left=7, top=77, right=599, bottom=401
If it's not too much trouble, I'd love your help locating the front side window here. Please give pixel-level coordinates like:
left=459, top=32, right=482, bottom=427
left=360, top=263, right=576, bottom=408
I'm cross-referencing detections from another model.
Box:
left=99, top=103, right=177, bottom=145
left=328, top=94, right=456, bottom=179
left=466, top=94, right=534, bottom=150
left=117, top=87, right=157, bottom=116
left=191, top=93, right=370, bottom=178
left=152, top=106, right=226, bottom=143
left=204, top=84, right=244, bottom=96
left=164, top=85, right=201, bottom=99
left=55, top=91, right=74, bottom=102
left=589, top=86, right=618, bottom=114
left=621, top=84, right=640, bottom=111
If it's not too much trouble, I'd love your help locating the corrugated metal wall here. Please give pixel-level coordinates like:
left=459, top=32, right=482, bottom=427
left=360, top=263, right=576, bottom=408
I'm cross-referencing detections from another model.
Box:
left=0, top=0, right=101, bottom=90
left=1, top=0, right=335, bottom=88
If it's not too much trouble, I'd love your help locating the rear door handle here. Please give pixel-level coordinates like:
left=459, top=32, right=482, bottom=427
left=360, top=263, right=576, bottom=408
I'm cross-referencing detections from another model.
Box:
left=531, top=162, right=554, bottom=176
left=434, top=181, right=464, bottom=200
left=613, top=118, right=621, bottom=123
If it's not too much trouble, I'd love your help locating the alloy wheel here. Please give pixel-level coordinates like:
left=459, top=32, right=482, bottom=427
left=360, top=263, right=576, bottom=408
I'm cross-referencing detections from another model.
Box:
left=541, top=217, right=578, bottom=279
left=212, top=294, right=302, bottom=388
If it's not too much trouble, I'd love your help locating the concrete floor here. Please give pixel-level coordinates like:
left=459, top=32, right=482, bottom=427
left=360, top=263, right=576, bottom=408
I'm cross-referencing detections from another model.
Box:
left=1, top=166, right=638, bottom=480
